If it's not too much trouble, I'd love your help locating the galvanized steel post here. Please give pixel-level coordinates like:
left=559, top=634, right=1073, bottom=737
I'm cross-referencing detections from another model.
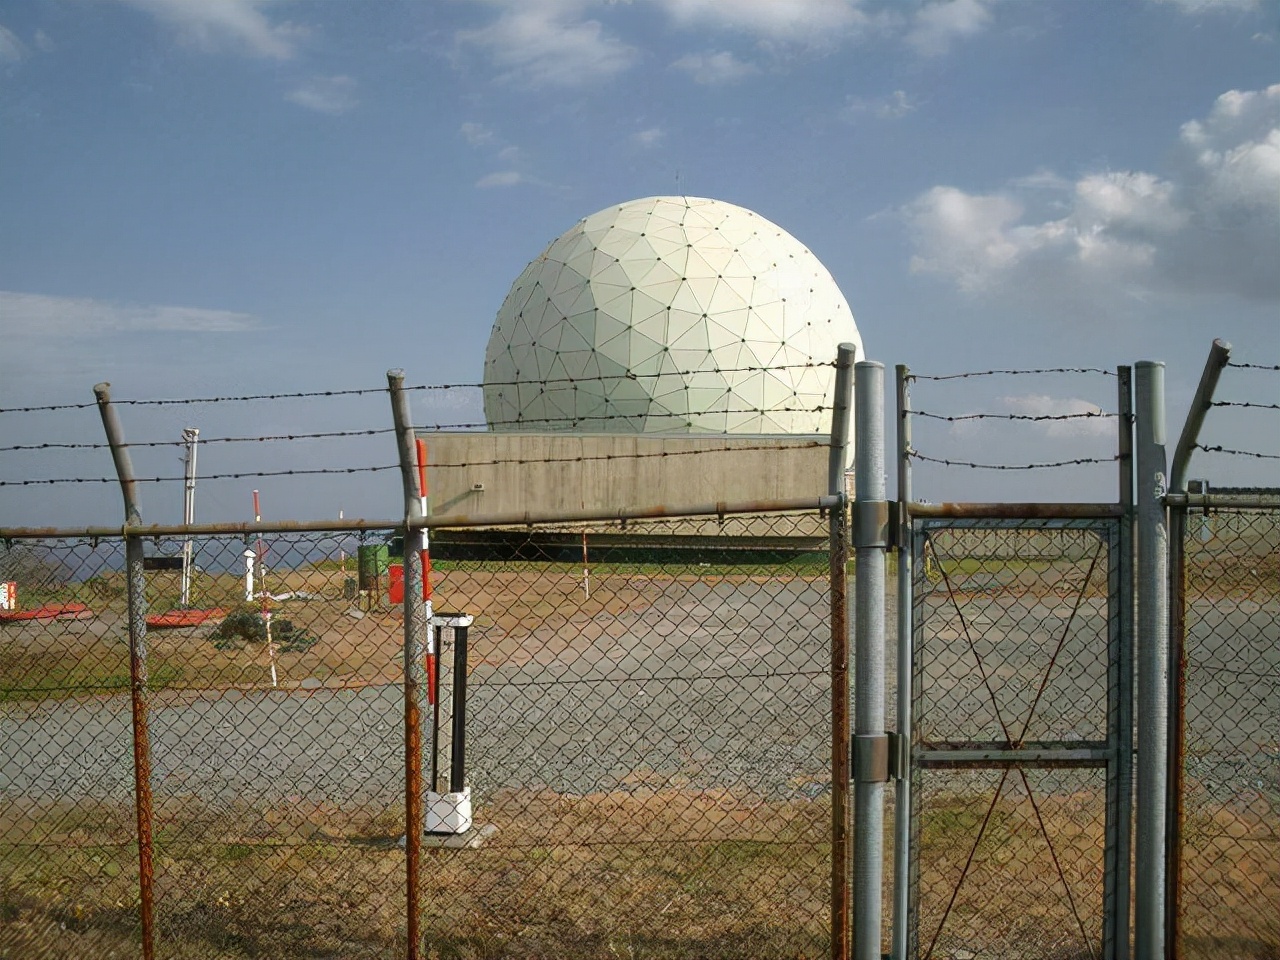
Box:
left=829, top=342, right=858, bottom=496
left=389, top=370, right=429, bottom=960
left=853, top=361, right=887, bottom=960
left=93, top=382, right=155, bottom=960
left=1165, top=338, right=1231, bottom=956
left=891, top=365, right=912, bottom=960
left=1134, top=361, right=1168, bottom=960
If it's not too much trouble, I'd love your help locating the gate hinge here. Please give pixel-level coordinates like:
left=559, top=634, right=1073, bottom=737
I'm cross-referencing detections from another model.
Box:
left=852, top=500, right=891, bottom=550
left=852, top=733, right=891, bottom=783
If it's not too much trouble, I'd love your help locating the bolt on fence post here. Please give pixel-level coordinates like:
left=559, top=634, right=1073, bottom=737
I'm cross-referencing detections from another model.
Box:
left=93, top=382, right=155, bottom=960
left=389, top=370, right=429, bottom=960
left=829, top=343, right=856, bottom=960
left=1134, top=361, right=1168, bottom=960
left=1165, top=338, right=1231, bottom=957
left=891, top=365, right=912, bottom=960
left=853, top=361, right=887, bottom=960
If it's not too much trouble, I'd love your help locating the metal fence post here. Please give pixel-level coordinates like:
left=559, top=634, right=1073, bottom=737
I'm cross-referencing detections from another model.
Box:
left=829, top=342, right=856, bottom=960
left=1165, top=338, right=1231, bottom=957
left=93, top=382, right=155, bottom=960
left=389, top=370, right=429, bottom=960
left=892, top=365, right=912, bottom=960
left=1134, top=361, right=1168, bottom=960
left=853, top=361, right=888, bottom=960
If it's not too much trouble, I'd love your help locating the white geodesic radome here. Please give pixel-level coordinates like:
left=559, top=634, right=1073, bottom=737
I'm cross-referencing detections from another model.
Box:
left=482, top=196, right=862, bottom=434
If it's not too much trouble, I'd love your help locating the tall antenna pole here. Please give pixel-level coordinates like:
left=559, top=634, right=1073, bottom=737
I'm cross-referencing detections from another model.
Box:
left=180, top=428, right=199, bottom=608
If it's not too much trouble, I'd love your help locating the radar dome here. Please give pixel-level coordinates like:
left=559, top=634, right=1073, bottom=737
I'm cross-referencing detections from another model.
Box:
left=483, top=196, right=861, bottom=434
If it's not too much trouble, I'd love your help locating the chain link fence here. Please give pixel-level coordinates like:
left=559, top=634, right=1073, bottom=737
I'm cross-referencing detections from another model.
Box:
left=1, top=510, right=839, bottom=959
left=1173, top=500, right=1280, bottom=960
left=908, top=519, right=1127, bottom=960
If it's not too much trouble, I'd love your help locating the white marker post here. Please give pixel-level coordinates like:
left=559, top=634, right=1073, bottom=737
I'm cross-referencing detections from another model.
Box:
left=253, top=490, right=278, bottom=688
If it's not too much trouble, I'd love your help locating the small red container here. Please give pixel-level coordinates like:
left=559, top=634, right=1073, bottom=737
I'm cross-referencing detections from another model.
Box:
left=387, top=552, right=432, bottom=603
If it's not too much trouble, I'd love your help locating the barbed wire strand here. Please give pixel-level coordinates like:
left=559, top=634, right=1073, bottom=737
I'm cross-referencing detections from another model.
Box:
left=0, top=405, right=837, bottom=453
left=0, top=362, right=837, bottom=415
left=909, top=367, right=1117, bottom=382
left=0, top=441, right=830, bottom=487
left=1195, top=444, right=1280, bottom=460
left=908, top=450, right=1119, bottom=470
left=908, top=410, right=1117, bottom=423
left=1210, top=401, right=1280, bottom=411
left=1226, top=362, right=1280, bottom=371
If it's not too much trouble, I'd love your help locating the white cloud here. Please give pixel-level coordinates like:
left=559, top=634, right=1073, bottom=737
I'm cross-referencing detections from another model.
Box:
left=118, top=0, right=302, bottom=60
left=671, top=50, right=759, bottom=85
left=476, top=171, right=526, bottom=188
left=0, top=291, right=257, bottom=337
left=843, top=89, right=916, bottom=119
left=658, top=0, right=872, bottom=44
left=996, top=395, right=1114, bottom=437
left=0, top=23, right=25, bottom=64
left=1151, top=0, right=1260, bottom=12
left=33, top=29, right=54, bottom=53
left=633, top=126, right=665, bottom=147
left=460, top=121, right=496, bottom=147
left=904, top=84, right=1280, bottom=304
left=456, top=0, right=638, bottom=88
left=285, top=75, right=359, bottom=115
left=906, top=0, right=993, bottom=56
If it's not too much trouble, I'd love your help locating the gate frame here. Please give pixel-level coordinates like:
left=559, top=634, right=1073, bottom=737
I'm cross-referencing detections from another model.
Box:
left=891, top=365, right=1136, bottom=960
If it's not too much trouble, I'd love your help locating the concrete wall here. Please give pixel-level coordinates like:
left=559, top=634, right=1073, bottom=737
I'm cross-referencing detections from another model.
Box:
left=421, top=432, right=832, bottom=519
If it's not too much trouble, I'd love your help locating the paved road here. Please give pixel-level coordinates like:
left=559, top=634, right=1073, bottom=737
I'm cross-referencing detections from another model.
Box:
left=2, top=580, right=834, bottom=811
left=2, top=585, right=1275, bottom=812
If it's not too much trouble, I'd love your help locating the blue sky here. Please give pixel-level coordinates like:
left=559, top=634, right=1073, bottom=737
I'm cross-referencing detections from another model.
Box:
left=1, top=0, right=1277, bottom=526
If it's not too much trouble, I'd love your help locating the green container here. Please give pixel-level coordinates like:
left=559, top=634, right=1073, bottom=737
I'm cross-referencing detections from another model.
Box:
left=357, top=545, right=390, bottom=591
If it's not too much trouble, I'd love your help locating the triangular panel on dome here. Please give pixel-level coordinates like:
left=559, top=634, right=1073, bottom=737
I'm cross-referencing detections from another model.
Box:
left=707, top=280, right=749, bottom=316
left=667, top=281, right=704, bottom=317
left=667, top=323, right=711, bottom=356
left=553, top=319, right=595, bottom=356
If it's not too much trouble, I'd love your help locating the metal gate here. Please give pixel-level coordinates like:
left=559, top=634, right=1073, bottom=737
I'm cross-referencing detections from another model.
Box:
left=907, top=511, right=1132, bottom=960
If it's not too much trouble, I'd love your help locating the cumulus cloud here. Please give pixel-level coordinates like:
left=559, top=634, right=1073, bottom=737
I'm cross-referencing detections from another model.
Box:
left=1151, top=0, right=1260, bottom=12
left=0, top=291, right=257, bottom=337
left=904, top=83, right=1280, bottom=304
left=906, top=0, right=993, bottom=56
left=460, top=121, right=496, bottom=147
left=476, top=171, right=526, bottom=188
left=671, top=50, right=759, bottom=85
left=843, top=89, right=916, bottom=119
left=119, top=0, right=304, bottom=60
left=658, top=0, right=874, bottom=44
left=456, top=0, right=638, bottom=88
left=632, top=127, right=665, bottom=147
left=285, top=75, right=359, bottom=114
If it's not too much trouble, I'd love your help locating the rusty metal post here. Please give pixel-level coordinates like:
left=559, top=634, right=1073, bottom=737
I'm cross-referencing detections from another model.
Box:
left=1165, top=338, right=1231, bottom=958
left=1106, top=366, right=1135, bottom=960
left=891, top=365, right=912, bottom=960
left=389, top=370, right=429, bottom=960
left=828, top=346, right=855, bottom=960
left=830, top=492, right=851, bottom=960
left=93, top=382, right=155, bottom=960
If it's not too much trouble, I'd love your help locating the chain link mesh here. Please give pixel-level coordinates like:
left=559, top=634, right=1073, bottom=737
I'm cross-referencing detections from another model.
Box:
left=2, top=511, right=836, bottom=958
left=1, top=537, right=145, bottom=956
left=910, top=520, right=1120, bottom=960
left=1176, top=504, right=1280, bottom=959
